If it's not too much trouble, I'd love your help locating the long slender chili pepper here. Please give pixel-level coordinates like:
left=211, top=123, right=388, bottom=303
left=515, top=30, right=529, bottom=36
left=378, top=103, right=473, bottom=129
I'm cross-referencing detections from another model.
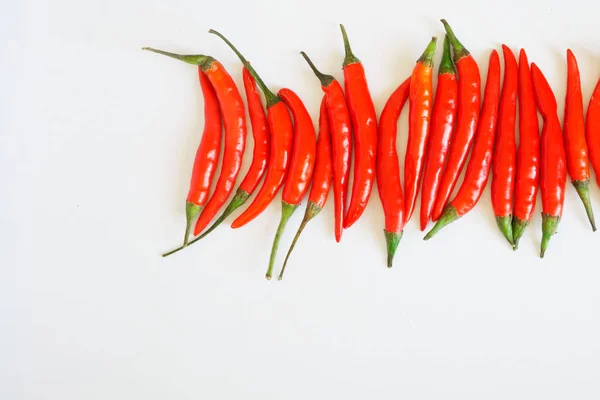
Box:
left=531, top=63, right=567, bottom=258
left=265, top=88, right=316, bottom=280
left=420, top=35, right=458, bottom=231
left=301, top=51, right=352, bottom=242
left=586, top=77, right=600, bottom=187
left=279, top=97, right=332, bottom=280
left=564, top=49, right=596, bottom=231
left=161, top=66, right=270, bottom=257
left=377, top=77, right=411, bottom=267
left=512, top=49, right=540, bottom=249
left=424, top=50, right=501, bottom=239
left=142, top=48, right=247, bottom=257
left=209, top=29, right=294, bottom=230
left=182, top=70, right=222, bottom=246
left=339, top=24, right=378, bottom=229
left=491, top=45, right=518, bottom=248
left=404, top=37, right=437, bottom=224
left=432, top=20, right=481, bottom=221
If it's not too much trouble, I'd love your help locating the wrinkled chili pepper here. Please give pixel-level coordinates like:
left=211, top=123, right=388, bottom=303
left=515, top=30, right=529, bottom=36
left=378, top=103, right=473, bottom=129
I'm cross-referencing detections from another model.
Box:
left=143, top=47, right=247, bottom=258
left=491, top=45, right=518, bottom=248
left=340, top=24, right=378, bottom=229
left=209, top=30, right=294, bottom=229
left=404, top=37, right=437, bottom=224
left=564, top=49, right=596, bottom=231
left=301, top=51, right=352, bottom=242
left=512, top=49, right=540, bottom=249
left=420, top=35, right=458, bottom=231
left=377, top=77, right=411, bottom=267
left=279, top=96, right=332, bottom=280
left=586, top=77, right=600, bottom=187
left=531, top=63, right=567, bottom=258
left=432, top=20, right=481, bottom=221
left=265, top=88, right=316, bottom=280
left=161, top=66, right=270, bottom=257
left=424, top=50, right=501, bottom=239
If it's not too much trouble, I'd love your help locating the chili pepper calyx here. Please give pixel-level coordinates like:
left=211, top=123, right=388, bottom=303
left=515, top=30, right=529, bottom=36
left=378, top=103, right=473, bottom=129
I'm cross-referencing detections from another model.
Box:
left=495, top=216, right=515, bottom=248
left=300, top=51, right=335, bottom=87
left=423, top=205, right=460, bottom=240
left=142, top=47, right=215, bottom=71
left=184, top=202, right=203, bottom=246
left=512, top=218, right=530, bottom=251
left=340, top=24, right=361, bottom=67
left=440, top=19, right=470, bottom=62
left=266, top=202, right=299, bottom=280
left=384, top=230, right=403, bottom=268
left=209, top=29, right=281, bottom=108
left=438, top=35, right=456, bottom=75
left=417, top=37, right=438, bottom=67
left=572, top=180, right=597, bottom=231
left=541, top=214, right=561, bottom=258
left=200, top=189, right=251, bottom=239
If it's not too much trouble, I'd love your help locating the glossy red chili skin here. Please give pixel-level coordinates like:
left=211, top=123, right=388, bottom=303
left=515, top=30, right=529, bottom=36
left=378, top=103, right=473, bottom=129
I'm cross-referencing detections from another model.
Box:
left=193, top=60, right=247, bottom=236
left=343, top=62, right=378, bottom=228
left=279, top=88, right=317, bottom=205
left=432, top=55, right=481, bottom=221
left=452, top=50, right=501, bottom=215
left=513, top=49, right=540, bottom=223
left=231, top=101, right=294, bottom=229
left=586, top=78, right=600, bottom=186
left=378, top=77, right=411, bottom=234
left=238, top=67, right=270, bottom=194
left=309, top=97, right=333, bottom=208
left=531, top=63, right=567, bottom=218
left=491, top=45, right=518, bottom=219
left=187, top=68, right=222, bottom=206
left=420, top=72, right=457, bottom=230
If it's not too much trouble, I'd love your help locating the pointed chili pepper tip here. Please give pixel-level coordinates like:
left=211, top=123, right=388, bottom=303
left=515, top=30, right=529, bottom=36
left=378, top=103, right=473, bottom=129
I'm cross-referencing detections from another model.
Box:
left=440, top=19, right=469, bottom=62
left=384, top=230, right=403, bottom=268
left=495, top=216, right=515, bottom=248
left=540, top=214, right=560, bottom=259
left=417, top=37, right=438, bottom=67
left=339, top=24, right=360, bottom=67
left=423, top=206, right=460, bottom=240
left=572, top=180, right=597, bottom=231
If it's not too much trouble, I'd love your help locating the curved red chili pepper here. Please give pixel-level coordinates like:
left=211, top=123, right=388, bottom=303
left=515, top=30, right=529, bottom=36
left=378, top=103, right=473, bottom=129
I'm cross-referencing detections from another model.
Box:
left=513, top=49, right=540, bottom=249
left=265, top=88, right=316, bottom=280
left=586, top=77, right=600, bottom=187
left=491, top=44, right=518, bottom=248
left=208, top=30, right=294, bottom=230
left=377, top=77, right=411, bottom=267
left=424, top=50, right=501, bottom=239
left=279, top=97, right=332, bottom=280
left=143, top=48, right=247, bottom=258
left=564, top=49, right=596, bottom=231
left=339, top=24, right=378, bottom=229
left=301, top=51, right=352, bottom=242
left=420, top=35, right=457, bottom=231
left=531, top=63, right=567, bottom=258
left=432, top=20, right=481, bottom=221
left=404, top=37, right=437, bottom=224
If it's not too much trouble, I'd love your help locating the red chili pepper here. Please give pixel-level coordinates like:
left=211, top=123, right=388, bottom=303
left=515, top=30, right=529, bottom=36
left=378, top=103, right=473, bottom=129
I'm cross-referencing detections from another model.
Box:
left=339, top=24, right=378, bottom=229
left=265, top=88, right=316, bottom=280
left=279, top=96, right=332, bottom=280
left=564, top=49, right=596, bottom=230
left=531, top=63, right=567, bottom=258
left=586, top=77, right=600, bottom=187
left=512, top=49, right=540, bottom=249
left=404, top=37, right=437, bottom=224
left=143, top=48, right=247, bottom=257
left=377, top=77, right=411, bottom=267
left=162, top=66, right=271, bottom=258
left=208, top=30, right=294, bottom=230
left=420, top=35, right=458, bottom=231
left=424, top=50, right=501, bottom=239
left=491, top=45, right=518, bottom=248
left=301, top=51, right=352, bottom=242
left=432, top=20, right=481, bottom=221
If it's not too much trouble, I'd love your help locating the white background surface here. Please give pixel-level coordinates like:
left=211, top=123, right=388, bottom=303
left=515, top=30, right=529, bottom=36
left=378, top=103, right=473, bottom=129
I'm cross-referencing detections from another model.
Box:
left=3, top=0, right=600, bottom=398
